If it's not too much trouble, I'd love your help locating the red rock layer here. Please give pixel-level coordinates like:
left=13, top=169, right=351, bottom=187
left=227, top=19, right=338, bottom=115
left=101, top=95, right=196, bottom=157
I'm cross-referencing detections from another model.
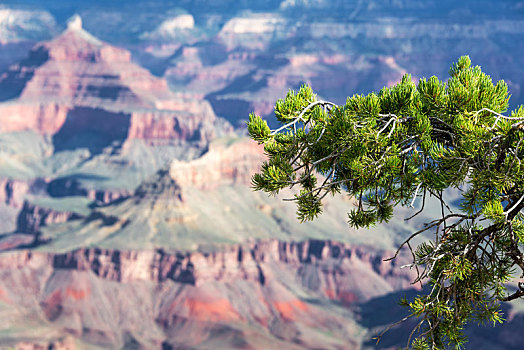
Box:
left=0, top=239, right=416, bottom=301
left=15, top=27, right=168, bottom=107
left=0, top=103, right=68, bottom=134
left=0, top=239, right=416, bottom=348
left=0, top=25, right=227, bottom=144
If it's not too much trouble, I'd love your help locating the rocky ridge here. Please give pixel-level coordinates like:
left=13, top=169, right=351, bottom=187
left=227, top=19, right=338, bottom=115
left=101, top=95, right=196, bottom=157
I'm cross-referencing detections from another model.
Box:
left=15, top=201, right=82, bottom=235
left=0, top=138, right=266, bottom=247
left=0, top=15, right=232, bottom=147
left=0, top=239, right=415, bottom=292
left=0, top=17, right=237, bottom=238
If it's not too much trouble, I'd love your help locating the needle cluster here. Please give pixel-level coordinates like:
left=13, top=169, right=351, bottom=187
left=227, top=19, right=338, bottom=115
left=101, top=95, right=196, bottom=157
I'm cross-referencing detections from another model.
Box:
left=247, top=56, right=524, bottom=349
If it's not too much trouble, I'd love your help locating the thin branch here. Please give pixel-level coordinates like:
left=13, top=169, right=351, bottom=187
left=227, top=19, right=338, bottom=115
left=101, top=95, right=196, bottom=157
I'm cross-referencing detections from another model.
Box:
left=407, top=241, right=424, bottom=288
left=310, top=126, right=326, bottom=145
left=504, top=193, right=524, bottom=220
left=500, top=282, right=524, bottom=302
left=387, top=213, right=474, bottom=262
left=472, top=107, right=524, bottom=130
left=410, top=183, right=423, bottom=208
left=406, top=189, right=426, bottom=221
left=427, top=188, right=454, bottom=214
left=377, top=116, right=397, bottom=138
left=374, top=313, right=414, bottom=345
left=271, top=100, right=337, bottom=135
left=407, top=318, right=426, bottom=349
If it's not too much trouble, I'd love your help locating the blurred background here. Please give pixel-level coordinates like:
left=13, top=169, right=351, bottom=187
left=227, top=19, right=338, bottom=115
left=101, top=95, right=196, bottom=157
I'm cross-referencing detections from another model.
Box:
left=0, top=1, right=522, bottom=349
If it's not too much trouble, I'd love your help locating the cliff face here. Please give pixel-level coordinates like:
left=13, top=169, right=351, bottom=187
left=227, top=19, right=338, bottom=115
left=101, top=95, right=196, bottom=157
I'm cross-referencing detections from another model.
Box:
left=1, top=138, right=266, bottom=250
left=0, top=178, right=31, bottom=208
left=0, top=239, right=416, bottom=349
left=0, top=17, right=231, bottom=146
left=170, top=138, right=265, bottom=189
left=1, top=239, right=414, bottom=294
left=15, top=201, right=82, bottom=234
left=0, top=178, right=33, bottom=234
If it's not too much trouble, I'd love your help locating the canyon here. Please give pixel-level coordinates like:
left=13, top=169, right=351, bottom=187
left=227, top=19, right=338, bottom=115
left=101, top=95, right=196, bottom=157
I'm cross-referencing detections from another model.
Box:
left=0, top=15, right=230, bottom=147
left=0, top=240, right=416, bottom=349
left=0, top=1, right=523, bottom=348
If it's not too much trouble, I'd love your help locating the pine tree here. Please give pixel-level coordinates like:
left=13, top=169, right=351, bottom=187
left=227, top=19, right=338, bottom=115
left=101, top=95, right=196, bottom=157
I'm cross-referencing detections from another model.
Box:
left=247, top=56, right=524, bottom=349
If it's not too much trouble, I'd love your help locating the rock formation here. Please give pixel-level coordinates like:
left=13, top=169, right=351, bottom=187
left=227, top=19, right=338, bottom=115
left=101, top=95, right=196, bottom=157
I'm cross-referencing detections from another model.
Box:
left=0, top=178, right=31, bottom=208
left=0, top=239, right=416, bottom=349
left=0, top=16, right=232, bottom=146
left=170, top=138, right=265, bottom=190
left=15, top=200, right=83, bottom=234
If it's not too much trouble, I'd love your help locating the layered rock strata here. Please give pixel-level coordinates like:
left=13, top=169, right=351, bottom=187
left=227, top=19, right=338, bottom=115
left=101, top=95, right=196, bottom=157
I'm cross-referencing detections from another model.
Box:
left=0, top=239, right=417, bottom=349
left=170, top=138, right=265, bottom=190
left=15, top=201, right=83, bottom=234
left=0, top=16, right=230, bottom=146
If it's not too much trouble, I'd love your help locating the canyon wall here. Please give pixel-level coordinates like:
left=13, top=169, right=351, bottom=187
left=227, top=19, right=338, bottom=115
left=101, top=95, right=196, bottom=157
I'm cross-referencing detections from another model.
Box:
left=0, top=239, right=416, bottom=349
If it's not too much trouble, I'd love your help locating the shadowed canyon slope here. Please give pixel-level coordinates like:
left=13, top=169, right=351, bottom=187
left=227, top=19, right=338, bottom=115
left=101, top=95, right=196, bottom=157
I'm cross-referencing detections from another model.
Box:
left=0, top=1, right=524, bottom=349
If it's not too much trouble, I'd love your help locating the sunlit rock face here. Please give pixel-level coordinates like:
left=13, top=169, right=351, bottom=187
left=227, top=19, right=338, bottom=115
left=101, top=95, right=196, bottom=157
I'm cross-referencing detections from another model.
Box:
left=0, top=15, right=230, bottom=146
left=142, top=14, right=196, bottom=40
left=0, top=16, right=234, bottom=248
left=169, top=138, right=265, bottom=190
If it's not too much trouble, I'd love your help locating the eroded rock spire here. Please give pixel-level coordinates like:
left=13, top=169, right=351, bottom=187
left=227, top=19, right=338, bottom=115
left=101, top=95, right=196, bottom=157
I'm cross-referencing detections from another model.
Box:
left=66, top=14, right=82, bottom=31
